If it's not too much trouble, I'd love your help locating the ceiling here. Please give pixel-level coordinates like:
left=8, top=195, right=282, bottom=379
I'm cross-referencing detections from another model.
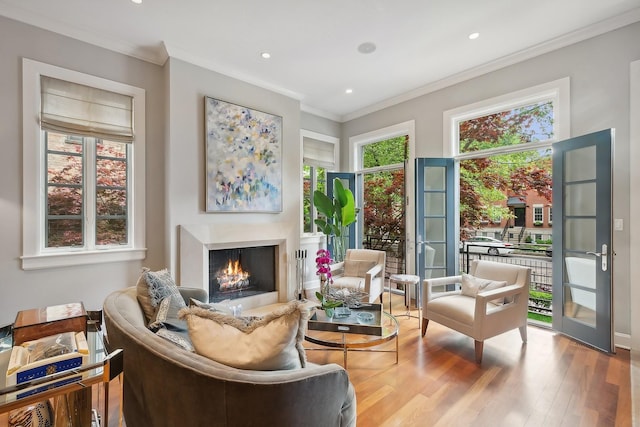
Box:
left=2, top=0, right=640, bottom=121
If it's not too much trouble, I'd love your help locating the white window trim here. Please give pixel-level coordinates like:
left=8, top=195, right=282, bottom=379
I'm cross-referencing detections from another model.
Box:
left=300, top=130, right=339, bottom=237
left=443, top=77, right=571, bottom=159
left=533, top=204, right=544, bottom=223
left=22, top=58, right=146, bottom=270
left=349, top=120, right=415, bottom=271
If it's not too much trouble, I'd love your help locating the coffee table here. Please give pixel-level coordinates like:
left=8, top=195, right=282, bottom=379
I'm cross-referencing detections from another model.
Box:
left=304, top=311, right=399, bottom=368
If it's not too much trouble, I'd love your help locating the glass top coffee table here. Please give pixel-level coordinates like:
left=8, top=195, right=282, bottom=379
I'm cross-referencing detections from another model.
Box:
left=304, top=309, right=399, bottom=368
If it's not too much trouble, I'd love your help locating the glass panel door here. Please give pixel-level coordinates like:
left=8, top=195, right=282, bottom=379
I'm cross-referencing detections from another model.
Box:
left=415, top=158, right=456, bottom=280
left=552, top=129, right=613, bottom=352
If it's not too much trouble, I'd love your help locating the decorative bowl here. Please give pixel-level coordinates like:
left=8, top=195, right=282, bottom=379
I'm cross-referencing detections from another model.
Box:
left=356, top=312, right=375, bottom=324
left=334, top=307, right=351, bottom=318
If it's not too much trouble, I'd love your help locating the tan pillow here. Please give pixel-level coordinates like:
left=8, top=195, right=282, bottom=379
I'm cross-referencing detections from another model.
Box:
left=179, top=301, right=308, bottom=371
left=343, top=260, right=376, bottom=277
left=460, top=273, right=507, bottom=305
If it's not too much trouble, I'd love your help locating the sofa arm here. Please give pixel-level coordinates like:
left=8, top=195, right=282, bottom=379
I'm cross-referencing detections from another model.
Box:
left=178, top=286, right=208, bottom=305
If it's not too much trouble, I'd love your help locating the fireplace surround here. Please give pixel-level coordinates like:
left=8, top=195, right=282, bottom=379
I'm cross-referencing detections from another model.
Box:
left=179, top=224, right=290, bottom=309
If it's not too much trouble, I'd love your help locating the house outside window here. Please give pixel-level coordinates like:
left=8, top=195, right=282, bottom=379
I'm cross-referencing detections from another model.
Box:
left=22, top=59, right=146, bottom=270
left=548, top=206, right=553, bottom=224
left=533, top=204, right=544, bottom=225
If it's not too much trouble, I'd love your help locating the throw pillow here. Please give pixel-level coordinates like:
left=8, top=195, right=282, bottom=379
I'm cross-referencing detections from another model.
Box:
left=343, top=260, right=376, bottom=277
left=136, top=267, right=186, bottom=323
left=149, top=296, right=188, bottom=331
left=189, top=298, right=234, bottom=316
left=179, top=301, right=308, bottom=371
left=460, top=273, right=507, bottom=305
left=155, top=328, right=194, bottom=352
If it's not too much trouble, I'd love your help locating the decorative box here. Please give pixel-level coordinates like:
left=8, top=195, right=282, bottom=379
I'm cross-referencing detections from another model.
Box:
left=5, top=331, right=89, bottom=390
left=13, top=302, right=87, bottom=346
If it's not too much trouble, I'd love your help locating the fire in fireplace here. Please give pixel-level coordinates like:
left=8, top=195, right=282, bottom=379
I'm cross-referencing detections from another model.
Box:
left=208, top=246, right=276, bottom=303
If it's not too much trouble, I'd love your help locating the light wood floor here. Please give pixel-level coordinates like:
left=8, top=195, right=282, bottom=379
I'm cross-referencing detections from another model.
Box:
left=305, top=293, right=633, bottom=427
left=5, top=293, right=631, bottom=426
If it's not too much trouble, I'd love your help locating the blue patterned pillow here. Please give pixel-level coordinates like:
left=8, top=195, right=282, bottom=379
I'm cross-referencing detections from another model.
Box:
left=136, top=268, right=186, bottom=323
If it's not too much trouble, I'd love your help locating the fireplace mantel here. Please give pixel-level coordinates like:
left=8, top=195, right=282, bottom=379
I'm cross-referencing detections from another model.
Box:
left=179, top=224, right=289, bottom=309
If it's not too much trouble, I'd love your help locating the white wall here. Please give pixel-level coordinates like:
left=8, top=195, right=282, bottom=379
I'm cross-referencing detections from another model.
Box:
left=165, top=58, right=303, bottom=300
left=341, top=22, right=640, bottom=343
left=0, top=16, right=166, bottom=325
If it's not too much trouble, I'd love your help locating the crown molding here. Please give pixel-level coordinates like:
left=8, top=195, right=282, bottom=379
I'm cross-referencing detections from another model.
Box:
left=0, top=4, right=167, bottom=65
left=341, top=8, right=640, bottom=123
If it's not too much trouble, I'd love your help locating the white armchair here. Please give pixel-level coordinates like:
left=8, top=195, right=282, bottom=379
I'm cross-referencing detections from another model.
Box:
left=330, top=249, right=386, bottom=304
left=421, top=260, right=531, bottom=363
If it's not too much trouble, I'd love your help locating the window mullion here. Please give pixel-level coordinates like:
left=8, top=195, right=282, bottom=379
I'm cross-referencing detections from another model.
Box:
left=85, top=138, right=97, bottom=249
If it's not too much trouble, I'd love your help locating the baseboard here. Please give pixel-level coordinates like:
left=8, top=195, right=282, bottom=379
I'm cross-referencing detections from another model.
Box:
left=615, top=331, right=631, bottom=350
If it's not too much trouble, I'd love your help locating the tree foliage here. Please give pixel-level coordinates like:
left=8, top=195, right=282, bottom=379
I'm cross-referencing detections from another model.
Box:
left=459, top=102, right=554, bottom=237
left=47, top=133, right=128, bottom=247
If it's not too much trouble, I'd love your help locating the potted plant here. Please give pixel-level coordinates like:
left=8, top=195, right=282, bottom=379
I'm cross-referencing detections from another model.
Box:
left=315, top=291, right=343, bottom=320
left=313, top=178, right=357, bottom=262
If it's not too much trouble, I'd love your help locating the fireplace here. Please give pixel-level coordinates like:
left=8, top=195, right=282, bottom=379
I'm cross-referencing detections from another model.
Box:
left=209, top=246, right=276, bottom=302
left=179, top=224, right=290, bottom=310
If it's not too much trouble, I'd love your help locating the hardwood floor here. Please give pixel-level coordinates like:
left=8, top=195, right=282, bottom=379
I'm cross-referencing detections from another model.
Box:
left=305, top=293, right=633, bottom=427
left=6, top=292, right=630, bottom=426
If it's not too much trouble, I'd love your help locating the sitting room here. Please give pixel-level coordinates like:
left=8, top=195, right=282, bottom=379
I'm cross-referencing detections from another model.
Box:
left=1, top=1, right=639, bottom=425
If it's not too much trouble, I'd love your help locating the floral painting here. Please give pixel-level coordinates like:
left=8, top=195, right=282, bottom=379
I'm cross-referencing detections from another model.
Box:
left=205, top=97, right=282, bottom=212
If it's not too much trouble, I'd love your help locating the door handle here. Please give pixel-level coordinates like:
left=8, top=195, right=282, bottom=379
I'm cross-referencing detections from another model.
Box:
left=586, top=244, right=607, bottom=271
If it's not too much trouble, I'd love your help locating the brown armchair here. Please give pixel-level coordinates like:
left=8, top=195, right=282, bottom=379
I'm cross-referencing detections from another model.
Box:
left=421, top=260, right=531, bottom=363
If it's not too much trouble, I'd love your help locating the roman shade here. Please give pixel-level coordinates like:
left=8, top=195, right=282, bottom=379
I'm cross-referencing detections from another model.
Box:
left=303, top=137, right=336, bottom=169
left=40, top=75, right=134, bottom=142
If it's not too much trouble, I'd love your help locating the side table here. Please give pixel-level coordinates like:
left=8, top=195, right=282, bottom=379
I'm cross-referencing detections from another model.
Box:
left=0, top=322, right=123, bottom=426
left=388, top=274, right=422, bottom=328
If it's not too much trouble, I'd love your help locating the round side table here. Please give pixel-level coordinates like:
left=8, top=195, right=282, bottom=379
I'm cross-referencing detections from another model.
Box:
left=388, top=274, right=422, bottom=328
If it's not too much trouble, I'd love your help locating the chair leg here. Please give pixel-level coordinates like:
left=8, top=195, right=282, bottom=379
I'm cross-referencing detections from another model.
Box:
left=474, top=340, right=483, bottom=364
left=519, top=325, right=528, bottom=343
left=421, top=319, right=429, bottom=337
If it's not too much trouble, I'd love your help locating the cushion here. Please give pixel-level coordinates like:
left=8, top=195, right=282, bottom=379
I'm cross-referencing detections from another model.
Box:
left=460, top=273, right=507, bottom=305
left=155, top=328, right=194, bottom=352
left=136, top=268, right=185, bottom=322
left=343, top=260, right=376, bottom=277
left=179, top=301, right=308, bottom=370
left=189, top=298, right=234, bottom=316
left=149, top=295, right=188, bottom=331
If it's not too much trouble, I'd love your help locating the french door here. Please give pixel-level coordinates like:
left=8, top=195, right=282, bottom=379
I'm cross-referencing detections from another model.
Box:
left=551, top=129, right=614, bottom=352
left=415, top=158, right=456, bottom=281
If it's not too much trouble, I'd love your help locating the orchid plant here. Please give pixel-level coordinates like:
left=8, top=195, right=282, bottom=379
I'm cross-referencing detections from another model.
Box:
left=315, top=249, right=334, bottom=285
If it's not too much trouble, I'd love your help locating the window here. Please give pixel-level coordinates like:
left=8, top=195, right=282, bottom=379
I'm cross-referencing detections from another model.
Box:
left=301, top=131, right=338, bottom=234
left=22, top=59, right=146, bottom=269
left=445, top=78, right=568, bottom=245
left=303, top=164, right=326, bottom=233
left=548, top=206, right=553, bottom=224
left=534, top=205, right=544, bottom=223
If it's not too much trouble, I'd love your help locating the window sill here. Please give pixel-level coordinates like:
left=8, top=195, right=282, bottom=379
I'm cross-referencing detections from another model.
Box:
left=21, top=248, right=147, bottom=270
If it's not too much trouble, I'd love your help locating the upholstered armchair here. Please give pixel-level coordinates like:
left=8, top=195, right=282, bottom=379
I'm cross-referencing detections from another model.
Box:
left=421, top=260, right=531, bottom=363
left=331, top=249, right=386, bottom=304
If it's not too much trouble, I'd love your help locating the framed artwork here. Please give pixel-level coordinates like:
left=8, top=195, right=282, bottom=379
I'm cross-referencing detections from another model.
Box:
left=205, top=97, right=283, bottom=212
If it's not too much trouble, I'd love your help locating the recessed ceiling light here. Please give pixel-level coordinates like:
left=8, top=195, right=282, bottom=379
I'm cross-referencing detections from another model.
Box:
left=357, top=42, right=376, bottom=54
left=468, top=32, right=480, bottom=40
left=131, top=0, right=142, bottom=4
left=261, top=52, right=271, bottom=59
left=345, top=89, right=353, bottom=94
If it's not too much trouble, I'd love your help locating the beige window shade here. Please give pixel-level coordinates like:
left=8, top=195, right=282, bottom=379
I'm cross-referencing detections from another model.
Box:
left=303, top=137, right=336, bottom=169
left=41, top=76, right=134, bottom=143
